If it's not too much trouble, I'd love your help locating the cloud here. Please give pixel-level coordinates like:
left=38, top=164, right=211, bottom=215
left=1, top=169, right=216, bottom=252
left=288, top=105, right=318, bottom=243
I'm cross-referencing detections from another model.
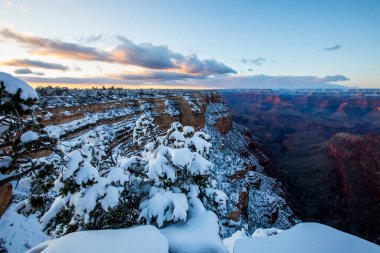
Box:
left=320, top=75, right=349, bottom=82
left=14, top=68, right=44, bottom=76
left=324, top=45, right=341, bottom=51
left=1, top=27, right=236, bottom=76
left=0, top=27, right=110, bottom=61
left=178, top=74, right=351, bottom=89
left=111, top=71, right=209, bottom=82
left=241, top=57, right=267, bottom=66
left=19, top=70, right=208, bottom=85
left=4, top=1, right=27, bottom=12
left=1, top=59, right=69, bottom=71
left=18, top=73, right=350, bottom=90
left=19, top=76, right=121, bottom=84
left=83, top=34, right=104, bottom=43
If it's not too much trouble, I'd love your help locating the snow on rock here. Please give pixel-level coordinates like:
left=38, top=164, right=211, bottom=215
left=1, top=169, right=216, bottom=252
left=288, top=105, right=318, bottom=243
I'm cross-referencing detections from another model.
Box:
left=251, top=227, right=283, bottom=238
left=234, top=222, right=380, bottom=253
left=204, top=103, right=299, bottom=236
left=20, top=131, right=40, bottom=143
left=223, top=229, right=249, bottom=253
left=27, top=225, right=168, bottom=253
left=161, top=198, right=228, bottom=253
left=0, top=72, right=38, bottom=100
left=165, top=99, right=180, bottom=116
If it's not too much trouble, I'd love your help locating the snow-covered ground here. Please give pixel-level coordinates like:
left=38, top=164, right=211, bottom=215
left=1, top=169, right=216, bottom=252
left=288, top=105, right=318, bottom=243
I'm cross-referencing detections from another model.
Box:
left=27, top=225, right=168, bottom=253
left=44, top=107, right=136, bottom=138
left=0, top=181, right=48, bottom=253
left=232, top=223, right=380, bottom=253
left=161, top=198, right=228, bottom=253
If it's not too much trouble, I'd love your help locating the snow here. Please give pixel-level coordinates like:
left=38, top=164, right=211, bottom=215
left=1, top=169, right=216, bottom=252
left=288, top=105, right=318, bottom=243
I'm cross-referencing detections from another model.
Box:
left=0, top=204, right=49, bottom=253
left=223, top=230, right=249, bottom=253
left=20, top=131, right=39, bottom=143
left=26, top=225, right=168, bottom=253
left=0, top=72, right=38, bottom=100
left=165, top=99, right=180, bottom=116
left=44, top=107, right=134, bottom=138
left=252, top=227, right=283, bottom=238
left=0, top=156, right=12, bottom=168
left=139, top=187, right=189, bottom=227
left=169, top=147, right=193, bottom=168
left=234, top=223, right=380, bottom=253
left=205, top=188, right=228, bottom=211
left=146, top=146, right=176, bottom=183
left=161, top=198, right=228, bottom=253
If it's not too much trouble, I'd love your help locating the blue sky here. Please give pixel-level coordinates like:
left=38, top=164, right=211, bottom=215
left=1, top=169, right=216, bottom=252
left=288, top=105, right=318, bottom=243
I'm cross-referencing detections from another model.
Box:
left=0, top=0, right=379, bottom=88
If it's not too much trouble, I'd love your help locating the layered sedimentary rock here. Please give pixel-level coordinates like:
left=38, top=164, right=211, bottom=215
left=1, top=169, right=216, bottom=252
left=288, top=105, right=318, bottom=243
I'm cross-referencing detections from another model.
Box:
left=221, top=89, right=380, bottom=244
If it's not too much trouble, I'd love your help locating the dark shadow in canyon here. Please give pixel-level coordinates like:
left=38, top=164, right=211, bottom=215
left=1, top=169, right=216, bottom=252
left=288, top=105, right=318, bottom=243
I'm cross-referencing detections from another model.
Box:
left=221, top=89, right=380, bottom=244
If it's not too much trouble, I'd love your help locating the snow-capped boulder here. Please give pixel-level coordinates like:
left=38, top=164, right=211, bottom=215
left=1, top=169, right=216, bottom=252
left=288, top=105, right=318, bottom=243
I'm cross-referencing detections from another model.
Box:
left=234, top=222, right=380, bottom=253
left=26, top=225, right=168, bottom=253
left=0, top=72, right=38, bottom=101
left=20, top=131, right=39, bottom=143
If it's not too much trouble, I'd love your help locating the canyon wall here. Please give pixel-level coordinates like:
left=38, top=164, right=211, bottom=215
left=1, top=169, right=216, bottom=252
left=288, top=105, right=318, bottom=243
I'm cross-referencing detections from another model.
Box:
left=221, top=89, right=380, bottom=244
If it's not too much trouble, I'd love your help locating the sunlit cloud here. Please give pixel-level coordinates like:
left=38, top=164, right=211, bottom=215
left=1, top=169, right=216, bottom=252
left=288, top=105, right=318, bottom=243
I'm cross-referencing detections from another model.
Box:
left=0, top=27, right=236, bottom=76
left=1, top=59, right=69, bottom=71
left=14, top=68, right=44, bottom=76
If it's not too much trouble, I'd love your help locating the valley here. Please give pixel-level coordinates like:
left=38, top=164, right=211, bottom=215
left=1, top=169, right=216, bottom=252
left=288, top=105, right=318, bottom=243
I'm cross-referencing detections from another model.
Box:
left=222, top=89, right=380, bottom=244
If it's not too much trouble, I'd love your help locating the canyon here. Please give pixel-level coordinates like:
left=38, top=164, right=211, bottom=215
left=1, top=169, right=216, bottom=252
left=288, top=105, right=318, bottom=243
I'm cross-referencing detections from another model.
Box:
left=221, top=89, right=380, bottom=244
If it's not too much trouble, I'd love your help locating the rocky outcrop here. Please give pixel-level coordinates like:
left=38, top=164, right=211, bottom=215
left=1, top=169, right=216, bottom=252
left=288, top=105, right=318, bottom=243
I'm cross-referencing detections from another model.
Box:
left=204, top=103, right=299, bottom=236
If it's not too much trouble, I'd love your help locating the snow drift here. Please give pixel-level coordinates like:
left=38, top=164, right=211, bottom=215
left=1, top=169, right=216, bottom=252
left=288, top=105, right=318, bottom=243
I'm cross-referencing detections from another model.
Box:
left=26, top=225, right=168, bottom=253
left=233, top=222, right=380, bottom=253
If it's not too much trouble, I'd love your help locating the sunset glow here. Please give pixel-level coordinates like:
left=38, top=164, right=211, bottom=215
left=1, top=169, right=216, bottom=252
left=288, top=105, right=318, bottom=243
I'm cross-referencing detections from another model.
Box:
left=0, top=1, right=379, bottom=88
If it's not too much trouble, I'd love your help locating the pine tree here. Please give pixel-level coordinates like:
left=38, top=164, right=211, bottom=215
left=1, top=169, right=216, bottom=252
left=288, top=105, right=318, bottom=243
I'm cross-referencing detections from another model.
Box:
left=132, top=114, right=157, bottom=146
left=38, top=130, right=143, bottom=236
left=0, top=73, right=59, bottom=188
left=139, top=122, right=227, bottom=227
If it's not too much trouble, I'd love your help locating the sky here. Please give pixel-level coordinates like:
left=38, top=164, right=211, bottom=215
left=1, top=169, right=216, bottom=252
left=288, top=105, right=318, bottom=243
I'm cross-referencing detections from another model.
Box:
left=0, top=0, right=379, bottom=89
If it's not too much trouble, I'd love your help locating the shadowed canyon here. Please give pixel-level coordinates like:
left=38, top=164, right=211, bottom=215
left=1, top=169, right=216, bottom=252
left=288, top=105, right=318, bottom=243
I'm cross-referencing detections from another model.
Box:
left=221, top=89, right=380, bottom=244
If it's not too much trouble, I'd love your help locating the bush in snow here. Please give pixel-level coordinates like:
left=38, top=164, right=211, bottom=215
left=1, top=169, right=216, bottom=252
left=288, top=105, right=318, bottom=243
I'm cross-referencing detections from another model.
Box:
left=0, top=72, right=60, bottom=188
left=134, top=118, right=227, bottom=227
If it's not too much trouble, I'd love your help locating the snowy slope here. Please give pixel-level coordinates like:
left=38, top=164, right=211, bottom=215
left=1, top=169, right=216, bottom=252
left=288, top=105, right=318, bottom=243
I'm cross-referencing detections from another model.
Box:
left=234, top=222, right=380, bottom=253
left=27, top=225, right=168, bottom=253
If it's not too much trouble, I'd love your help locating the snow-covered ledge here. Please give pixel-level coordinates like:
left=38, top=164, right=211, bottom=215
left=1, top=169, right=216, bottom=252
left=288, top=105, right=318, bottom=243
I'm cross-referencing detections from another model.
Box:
left=233, top=222, right=380, bottom=253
